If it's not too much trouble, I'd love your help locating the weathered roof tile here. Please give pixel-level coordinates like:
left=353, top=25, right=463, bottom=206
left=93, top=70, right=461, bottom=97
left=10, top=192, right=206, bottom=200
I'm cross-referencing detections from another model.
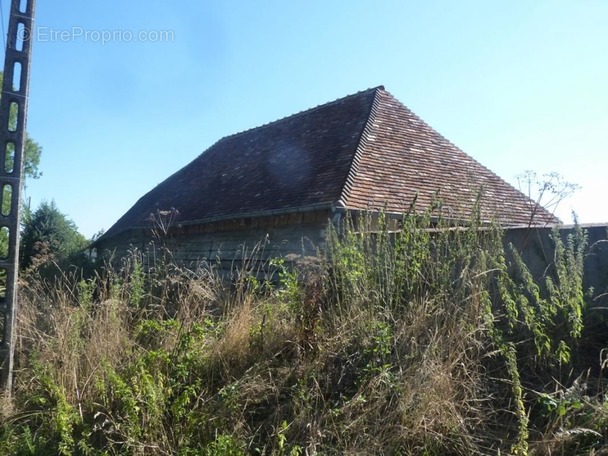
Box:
left=99, top=86, right=557, bottom=241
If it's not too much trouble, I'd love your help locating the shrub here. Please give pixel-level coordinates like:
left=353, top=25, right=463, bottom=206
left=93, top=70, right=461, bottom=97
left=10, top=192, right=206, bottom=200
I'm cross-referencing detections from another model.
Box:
left=0, top=210, right=605, bottom=455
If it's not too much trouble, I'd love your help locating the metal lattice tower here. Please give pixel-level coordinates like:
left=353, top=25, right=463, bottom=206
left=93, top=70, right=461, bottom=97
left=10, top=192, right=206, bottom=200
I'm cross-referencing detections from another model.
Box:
left=0, top=0, right=36, bottom=394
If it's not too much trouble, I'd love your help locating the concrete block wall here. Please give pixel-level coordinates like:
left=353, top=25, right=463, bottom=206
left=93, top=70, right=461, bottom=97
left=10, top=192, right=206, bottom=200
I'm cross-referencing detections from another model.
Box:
left=504, top=224, right=608, bottom=306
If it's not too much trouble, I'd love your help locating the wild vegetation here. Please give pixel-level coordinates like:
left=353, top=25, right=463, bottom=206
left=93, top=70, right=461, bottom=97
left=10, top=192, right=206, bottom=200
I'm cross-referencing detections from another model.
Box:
left=19, top=200, right=90, bottom=273
left=1, top=206, right=607, bottom=455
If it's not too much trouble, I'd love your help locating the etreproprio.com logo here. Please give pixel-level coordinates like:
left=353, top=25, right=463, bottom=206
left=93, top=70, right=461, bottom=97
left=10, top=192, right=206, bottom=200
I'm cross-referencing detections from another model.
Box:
left=24, top=26, right=175, bottom=45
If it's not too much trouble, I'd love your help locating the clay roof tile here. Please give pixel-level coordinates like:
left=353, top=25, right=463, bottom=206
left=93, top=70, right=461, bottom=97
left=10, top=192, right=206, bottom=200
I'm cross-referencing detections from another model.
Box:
left=99, top=86, right=557, bottom=241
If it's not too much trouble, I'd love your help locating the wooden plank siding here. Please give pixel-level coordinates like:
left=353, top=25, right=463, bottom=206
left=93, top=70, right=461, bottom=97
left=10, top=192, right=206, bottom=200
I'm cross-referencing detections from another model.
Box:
left=96, top=209, right=331, bottom=271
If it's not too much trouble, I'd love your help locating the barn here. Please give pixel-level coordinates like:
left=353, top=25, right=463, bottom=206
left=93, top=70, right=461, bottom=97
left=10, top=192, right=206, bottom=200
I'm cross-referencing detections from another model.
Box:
left=94, top=86, right=558, bottom=268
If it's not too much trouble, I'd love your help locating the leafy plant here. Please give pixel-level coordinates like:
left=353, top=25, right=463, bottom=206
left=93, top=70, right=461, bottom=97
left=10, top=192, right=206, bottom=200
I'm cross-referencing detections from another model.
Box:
left=3, top=210, right=606, bottom=455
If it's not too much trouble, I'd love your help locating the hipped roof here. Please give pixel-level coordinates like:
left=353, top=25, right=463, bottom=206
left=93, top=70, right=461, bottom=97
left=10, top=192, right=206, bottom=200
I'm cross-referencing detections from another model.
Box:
left=99, top=86, right=558, bottom=242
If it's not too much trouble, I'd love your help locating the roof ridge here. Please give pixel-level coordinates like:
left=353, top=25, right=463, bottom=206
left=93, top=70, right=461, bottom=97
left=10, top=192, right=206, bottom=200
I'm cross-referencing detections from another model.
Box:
left=143, top=88, right=386, bottom=193
left=378, top=92, right=558, bottom=222
left=96, top=84, right=560, bottom=245
left=337, top=87, right=384, bottom=207
left=170, top=85, right=387, bottom=200
left=215, top=85, right=385, bottom=144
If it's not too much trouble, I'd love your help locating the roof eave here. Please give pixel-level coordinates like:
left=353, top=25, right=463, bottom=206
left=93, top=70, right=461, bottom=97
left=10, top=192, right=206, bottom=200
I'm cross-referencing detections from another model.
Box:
left=93, top=201, right=338, bottom=247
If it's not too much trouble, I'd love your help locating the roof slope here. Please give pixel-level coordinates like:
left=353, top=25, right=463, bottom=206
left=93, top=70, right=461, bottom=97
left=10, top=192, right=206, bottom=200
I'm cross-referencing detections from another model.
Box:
left=340, top=89, right=556, bottom=225
left=100, top=87, right=557, bottom=241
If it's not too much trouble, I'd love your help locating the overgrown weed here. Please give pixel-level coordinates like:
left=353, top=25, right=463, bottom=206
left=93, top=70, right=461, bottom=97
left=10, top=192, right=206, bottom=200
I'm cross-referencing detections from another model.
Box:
left=0, top=208, right=605, bottom=455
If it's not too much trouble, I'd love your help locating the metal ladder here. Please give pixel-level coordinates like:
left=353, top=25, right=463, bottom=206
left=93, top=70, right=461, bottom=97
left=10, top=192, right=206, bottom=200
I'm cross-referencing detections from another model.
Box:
left=0, top=0, right=36, bottom=394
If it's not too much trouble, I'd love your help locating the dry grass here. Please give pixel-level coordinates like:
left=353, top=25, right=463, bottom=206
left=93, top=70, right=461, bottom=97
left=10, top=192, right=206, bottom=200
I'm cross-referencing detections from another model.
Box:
left=1, top=217, right=607, bottom=455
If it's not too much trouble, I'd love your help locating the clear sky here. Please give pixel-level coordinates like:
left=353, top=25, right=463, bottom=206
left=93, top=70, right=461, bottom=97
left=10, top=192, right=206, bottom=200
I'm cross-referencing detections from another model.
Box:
left=4, top=0, right=607, bottom=237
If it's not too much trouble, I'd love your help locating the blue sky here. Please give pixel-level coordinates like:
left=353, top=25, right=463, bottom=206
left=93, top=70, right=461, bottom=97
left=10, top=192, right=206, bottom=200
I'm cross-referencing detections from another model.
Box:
left=5, top=0, right=607, bottom=237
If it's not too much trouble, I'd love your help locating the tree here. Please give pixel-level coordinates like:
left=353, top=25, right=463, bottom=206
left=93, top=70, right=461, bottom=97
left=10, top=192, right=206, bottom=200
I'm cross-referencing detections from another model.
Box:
left=20, top=201, right=88, bottom=270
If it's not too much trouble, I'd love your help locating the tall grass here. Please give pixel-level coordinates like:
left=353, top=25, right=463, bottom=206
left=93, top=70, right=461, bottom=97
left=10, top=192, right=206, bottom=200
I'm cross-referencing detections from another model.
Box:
left=0, top=209, right=605, bottom=455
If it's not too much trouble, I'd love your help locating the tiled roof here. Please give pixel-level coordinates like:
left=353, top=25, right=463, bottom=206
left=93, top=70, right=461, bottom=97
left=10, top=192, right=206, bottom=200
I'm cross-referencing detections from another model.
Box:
left=340, top=89, right=557, bottom=225
left=99, top=87, right=558, bottom=241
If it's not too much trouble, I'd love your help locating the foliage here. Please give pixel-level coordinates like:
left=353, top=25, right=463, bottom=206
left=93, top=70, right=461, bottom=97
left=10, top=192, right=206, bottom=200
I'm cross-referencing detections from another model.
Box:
left=0, top=72, right=44, bottom=266
left=0, top=209, right=606, bottom=455
left=516, top=170, right=580, bottom=224
left=20, top=200, right=89, bottom=272
left=0, top=71, right=43, bottom=182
